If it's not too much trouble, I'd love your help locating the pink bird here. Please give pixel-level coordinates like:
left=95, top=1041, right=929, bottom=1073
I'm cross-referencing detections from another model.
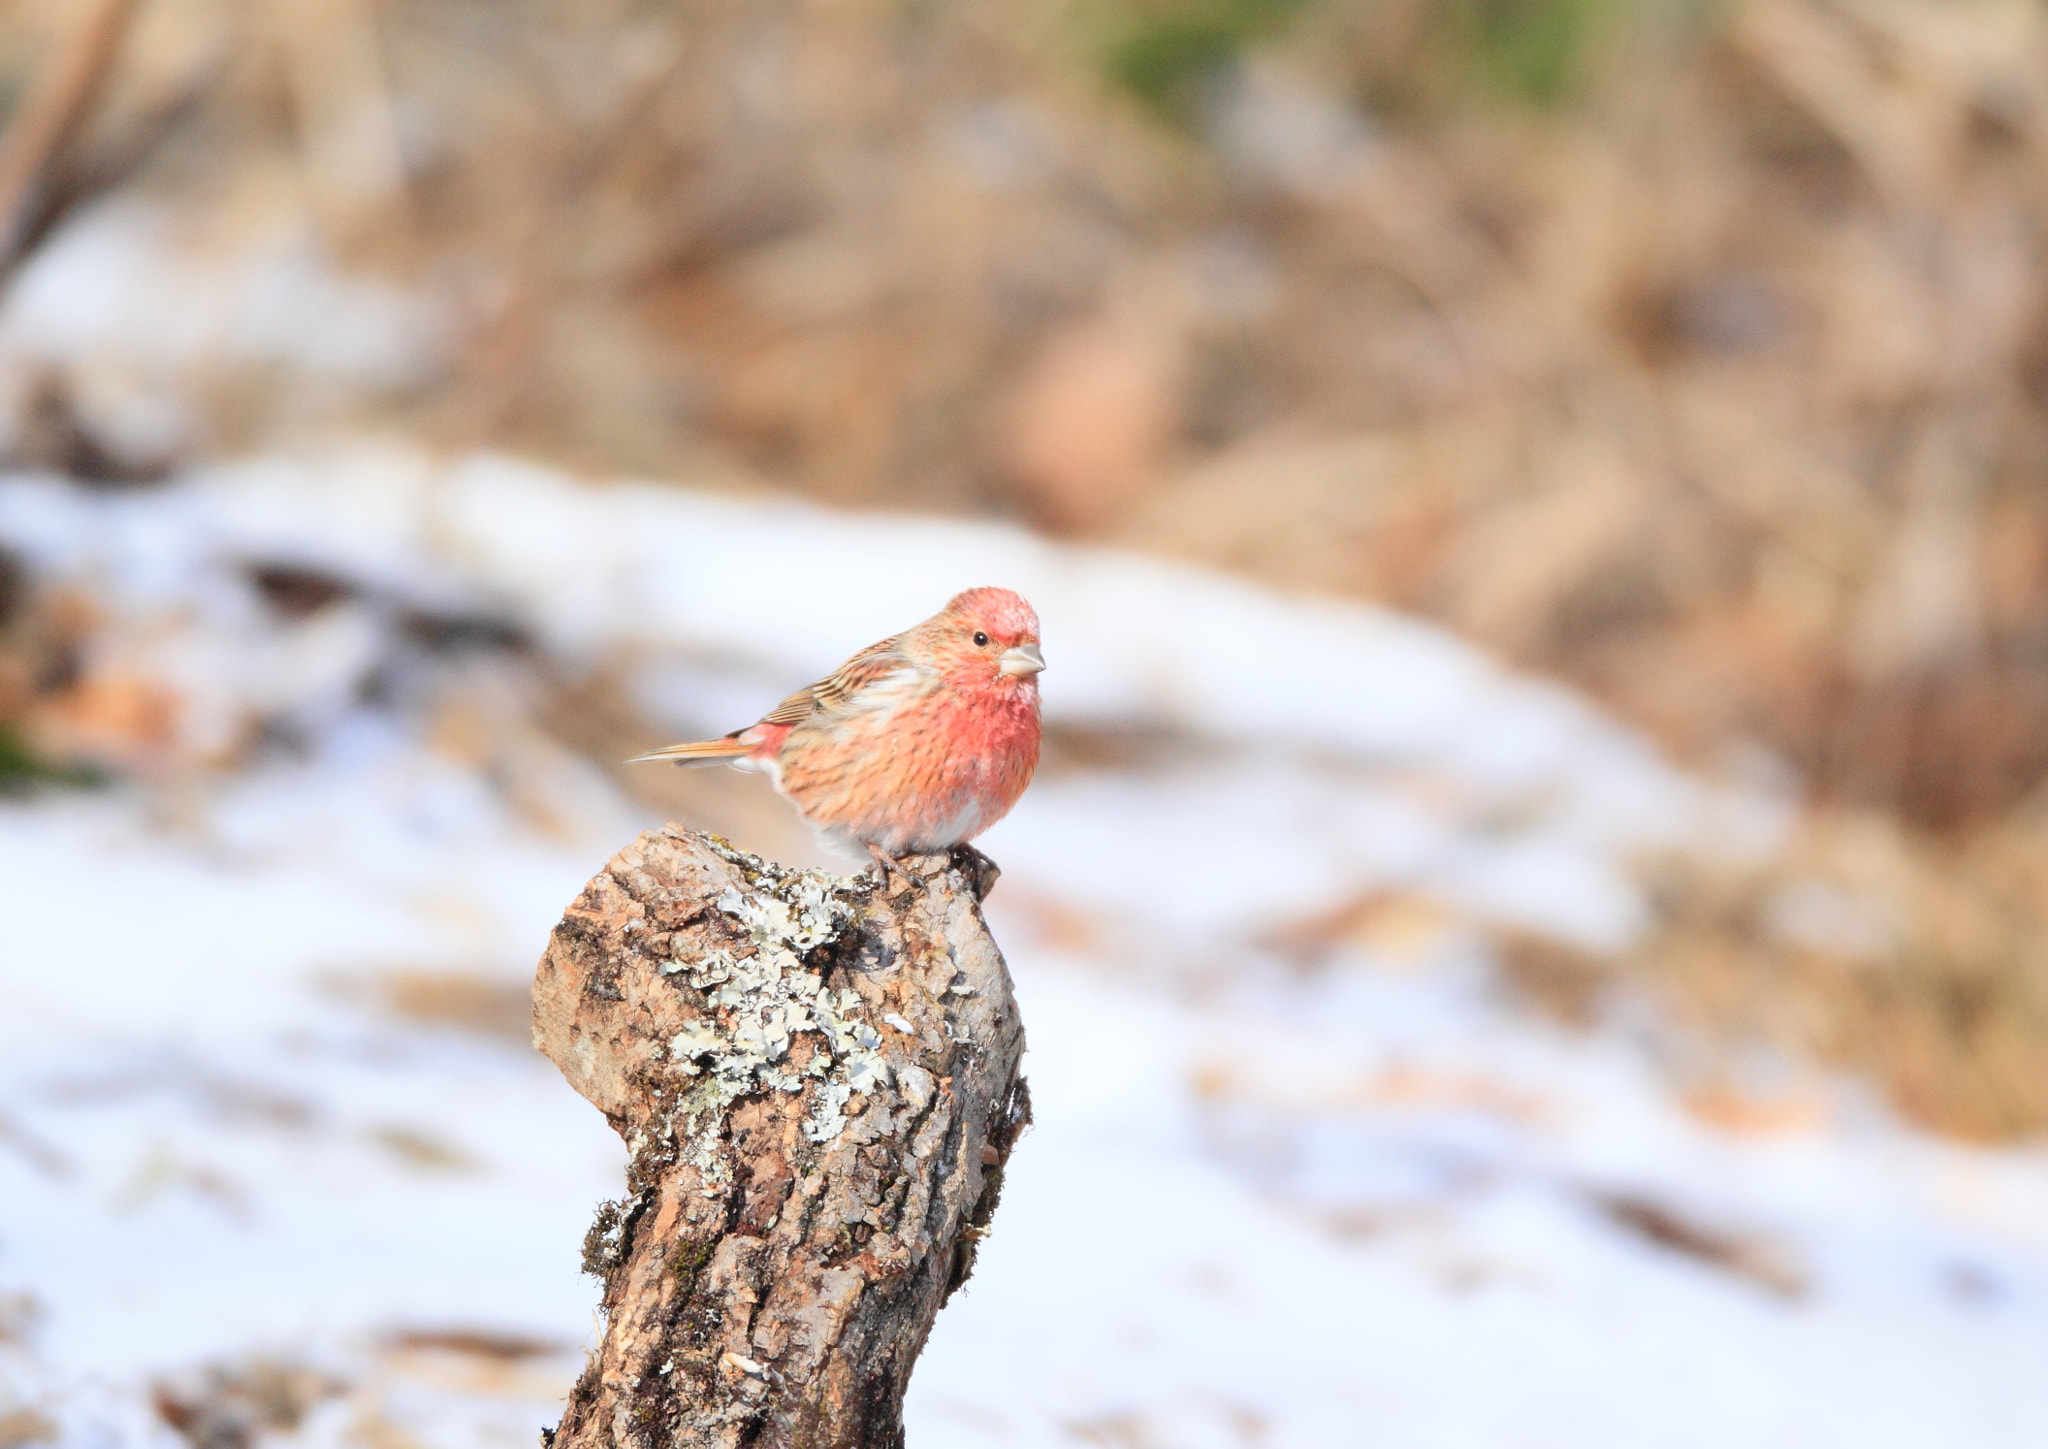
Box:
left=630, top=588, right=1045, bottom=867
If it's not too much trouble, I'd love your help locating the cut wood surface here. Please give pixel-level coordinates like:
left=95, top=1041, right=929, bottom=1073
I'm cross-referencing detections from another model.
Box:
left=532, top=827, right=1030, bottom=1449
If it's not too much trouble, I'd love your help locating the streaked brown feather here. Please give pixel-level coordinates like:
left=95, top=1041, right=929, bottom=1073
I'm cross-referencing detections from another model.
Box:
left=629, top=636, right=912, bottom=765
left=760, top=637, right=908, bottom=725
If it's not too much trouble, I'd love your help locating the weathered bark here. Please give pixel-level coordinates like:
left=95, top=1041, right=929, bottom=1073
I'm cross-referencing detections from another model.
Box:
left=532, top=827, right=1030, bottom=1449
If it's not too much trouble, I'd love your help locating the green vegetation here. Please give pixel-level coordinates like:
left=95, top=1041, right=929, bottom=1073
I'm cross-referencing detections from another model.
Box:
left=1093, top=0, right=1652, bottom=129
left=1445, top=0, right=1632, bottom=107
left=668, top=1238, right=713, bottom=1289
left=0, top=723, right=101, bottom=796
left=1096, top=0, right=1312, bottom=128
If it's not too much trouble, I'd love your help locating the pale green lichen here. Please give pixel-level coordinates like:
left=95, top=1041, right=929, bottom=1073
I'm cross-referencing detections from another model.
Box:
left=658, top=858, right=900, bottom=1187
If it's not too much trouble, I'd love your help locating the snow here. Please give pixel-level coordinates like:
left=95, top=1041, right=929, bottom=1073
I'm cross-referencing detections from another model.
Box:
left=1, top=451, right=2045, bottom=1447
left=0, top=202, right=443, bottom=386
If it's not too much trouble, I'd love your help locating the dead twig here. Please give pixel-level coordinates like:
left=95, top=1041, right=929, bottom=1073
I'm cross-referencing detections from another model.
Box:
left=0, top=0, right=142, bottom=275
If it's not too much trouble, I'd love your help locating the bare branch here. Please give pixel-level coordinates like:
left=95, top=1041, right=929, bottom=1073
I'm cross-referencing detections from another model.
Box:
left=0, top=0, right=142, bottom=273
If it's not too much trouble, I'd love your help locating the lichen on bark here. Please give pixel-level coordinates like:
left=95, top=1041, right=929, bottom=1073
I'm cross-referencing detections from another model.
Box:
left=532, top=827, right=1029, bottom=1449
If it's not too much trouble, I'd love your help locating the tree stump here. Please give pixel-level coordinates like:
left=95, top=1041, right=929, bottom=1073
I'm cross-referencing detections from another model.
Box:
left=532, top=827, right=1030, bottom=1449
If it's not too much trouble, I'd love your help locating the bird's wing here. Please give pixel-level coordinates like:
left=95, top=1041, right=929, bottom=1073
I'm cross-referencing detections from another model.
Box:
left=752, top=636, right=913, bottom=728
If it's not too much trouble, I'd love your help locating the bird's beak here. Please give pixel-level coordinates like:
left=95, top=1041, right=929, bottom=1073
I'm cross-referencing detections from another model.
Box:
left=999, top=641, right=1046, bottom=677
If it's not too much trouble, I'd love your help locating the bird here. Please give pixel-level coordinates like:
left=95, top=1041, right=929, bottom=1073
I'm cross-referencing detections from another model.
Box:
left=628, top=588, right=1044, bottom=870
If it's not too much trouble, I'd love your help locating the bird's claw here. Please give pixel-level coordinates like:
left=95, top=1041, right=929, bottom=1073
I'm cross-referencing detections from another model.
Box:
left=866, top=846, right=917, bottom=900
left=866, top=845, right=1000, bottom=902
left=949, top=845, right=1000, bottom=901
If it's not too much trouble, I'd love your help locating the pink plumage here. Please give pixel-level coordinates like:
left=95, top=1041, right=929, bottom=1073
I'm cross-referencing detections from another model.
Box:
left=630, top=588, right=1044, bottom=858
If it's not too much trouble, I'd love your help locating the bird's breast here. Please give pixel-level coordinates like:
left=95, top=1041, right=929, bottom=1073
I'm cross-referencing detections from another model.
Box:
left=772, top=676, right=1040, bottom=851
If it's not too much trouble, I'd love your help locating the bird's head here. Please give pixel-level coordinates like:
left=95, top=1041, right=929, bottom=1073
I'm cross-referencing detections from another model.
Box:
left=917, top=587, right=1044, bottom=693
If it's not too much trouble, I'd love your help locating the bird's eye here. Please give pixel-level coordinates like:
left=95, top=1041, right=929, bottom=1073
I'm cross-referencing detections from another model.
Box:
left=973, top=631, right=989, bottom=647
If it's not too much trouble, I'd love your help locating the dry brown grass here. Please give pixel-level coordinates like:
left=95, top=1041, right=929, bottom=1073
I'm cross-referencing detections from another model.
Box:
left=1632, top=812, right=2048, bottom=1141
left=29, top=0, right=2030, bottom=823
left=1489, top=807, right=2048, bottom=1141
left=5, top=0, right=2048, bottom=1134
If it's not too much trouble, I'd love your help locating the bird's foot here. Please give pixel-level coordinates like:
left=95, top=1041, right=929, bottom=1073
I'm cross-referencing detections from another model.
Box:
left=948, top=845, right=1001, bottom=901
left=866, top=845, right=918, bottom=900
left=866, top=846, right=1000, bottom=902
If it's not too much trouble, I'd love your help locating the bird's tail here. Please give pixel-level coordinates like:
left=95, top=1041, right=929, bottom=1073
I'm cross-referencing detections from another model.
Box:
left=625, top=738, right=754, bottom=767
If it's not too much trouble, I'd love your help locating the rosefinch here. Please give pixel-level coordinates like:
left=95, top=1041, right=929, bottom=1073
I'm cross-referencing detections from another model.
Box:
left=630, top=588, right=1044, bottom=862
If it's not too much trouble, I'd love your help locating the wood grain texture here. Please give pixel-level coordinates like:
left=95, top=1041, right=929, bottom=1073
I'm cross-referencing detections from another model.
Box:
left=533, top=827, right=1029, bottom=1449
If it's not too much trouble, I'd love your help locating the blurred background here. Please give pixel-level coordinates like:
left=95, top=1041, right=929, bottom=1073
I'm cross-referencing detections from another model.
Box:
left=2, top=0, right=2047, bottom=1444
